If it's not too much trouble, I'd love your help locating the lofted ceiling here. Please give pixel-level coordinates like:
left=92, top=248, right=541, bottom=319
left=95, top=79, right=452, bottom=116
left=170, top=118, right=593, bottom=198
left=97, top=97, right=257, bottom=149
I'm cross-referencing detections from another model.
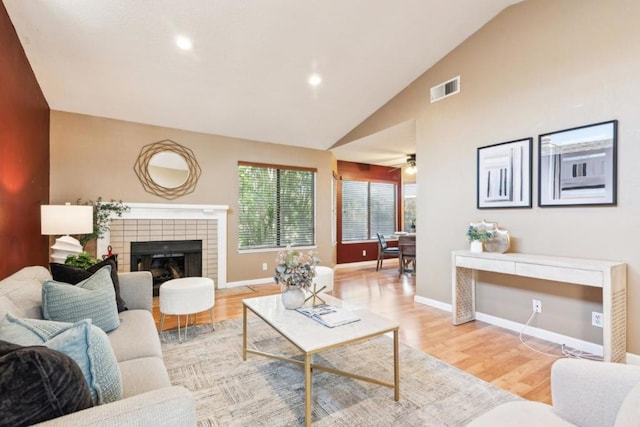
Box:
left=3, top=0, right=521, bottom=163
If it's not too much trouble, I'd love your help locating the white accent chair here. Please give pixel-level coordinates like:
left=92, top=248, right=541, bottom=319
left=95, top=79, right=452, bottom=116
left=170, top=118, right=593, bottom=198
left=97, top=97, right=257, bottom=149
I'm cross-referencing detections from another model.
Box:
left=305, top=266, right=334, bottom=305
left=467, top=358, right=640, bottom=427
left=314, top=266, right=334, bottom=294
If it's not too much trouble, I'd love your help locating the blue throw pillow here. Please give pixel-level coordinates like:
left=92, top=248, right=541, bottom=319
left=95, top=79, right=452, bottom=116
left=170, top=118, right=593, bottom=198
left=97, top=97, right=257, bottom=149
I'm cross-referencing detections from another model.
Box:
left=42, top=265, right=120, bottom=333
left=50, top=256, right=128, bottom=312
left=0, top=314, right=123, bottom=405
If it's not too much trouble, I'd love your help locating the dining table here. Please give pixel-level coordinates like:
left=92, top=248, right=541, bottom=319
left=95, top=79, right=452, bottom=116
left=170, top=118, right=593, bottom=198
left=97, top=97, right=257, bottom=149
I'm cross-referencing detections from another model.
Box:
left=397, top=233, right=416, bottom=275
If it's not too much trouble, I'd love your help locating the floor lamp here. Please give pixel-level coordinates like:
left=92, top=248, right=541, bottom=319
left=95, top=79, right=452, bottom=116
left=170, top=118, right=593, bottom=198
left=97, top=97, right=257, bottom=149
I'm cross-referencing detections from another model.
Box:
left=41, top=203, right=94, bottom=263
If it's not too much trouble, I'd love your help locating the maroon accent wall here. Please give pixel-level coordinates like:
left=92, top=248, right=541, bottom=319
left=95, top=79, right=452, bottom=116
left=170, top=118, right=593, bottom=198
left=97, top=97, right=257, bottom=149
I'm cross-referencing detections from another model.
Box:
left=336, top=161, right=402, bottom=264
left=0, top=3, right=50, bottom=278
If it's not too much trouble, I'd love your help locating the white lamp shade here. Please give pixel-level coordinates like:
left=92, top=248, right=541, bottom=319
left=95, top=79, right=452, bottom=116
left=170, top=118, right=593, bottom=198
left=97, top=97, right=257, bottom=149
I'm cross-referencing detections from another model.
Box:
left=41, top=204, right=94, bottom=235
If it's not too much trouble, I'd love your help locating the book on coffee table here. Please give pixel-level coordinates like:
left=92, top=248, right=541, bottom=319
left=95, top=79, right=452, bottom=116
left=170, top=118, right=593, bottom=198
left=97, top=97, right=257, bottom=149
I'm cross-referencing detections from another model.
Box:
left=296, top=304, right=360, bottom=328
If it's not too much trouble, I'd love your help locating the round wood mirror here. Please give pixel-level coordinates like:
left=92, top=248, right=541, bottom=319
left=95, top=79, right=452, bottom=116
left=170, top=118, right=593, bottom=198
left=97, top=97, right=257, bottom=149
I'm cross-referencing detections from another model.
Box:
left=134, top=140, right=201, bottom=199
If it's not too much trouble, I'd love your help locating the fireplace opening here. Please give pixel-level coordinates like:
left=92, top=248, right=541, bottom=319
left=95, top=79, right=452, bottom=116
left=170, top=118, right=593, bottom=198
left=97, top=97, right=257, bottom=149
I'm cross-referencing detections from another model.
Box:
left=130, top=240, right=202, bottom=296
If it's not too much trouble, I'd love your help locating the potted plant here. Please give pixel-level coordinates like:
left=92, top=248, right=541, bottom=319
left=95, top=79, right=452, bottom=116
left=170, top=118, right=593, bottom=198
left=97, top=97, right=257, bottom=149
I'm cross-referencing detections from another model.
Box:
left=466, top=225, right=494, bottom=253
left=75, top=197, right=129, bottom=250
left=274, top=246, right=319, bottom=309
left=64, top=252, right=100, bottom=269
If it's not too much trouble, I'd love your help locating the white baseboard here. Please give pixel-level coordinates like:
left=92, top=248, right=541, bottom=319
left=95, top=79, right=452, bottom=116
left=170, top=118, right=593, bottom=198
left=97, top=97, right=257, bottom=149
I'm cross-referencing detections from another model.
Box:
left=474, top=311, right=604, bottom=357
left=334, top=260, right=379, bottom=269
left=223, top=277, right=274, bottom=288
left=414, top=295, right=452, bottom=312
left=626, top=352, right=640, bottom=365
left=412, top=295, right=625, bottom=359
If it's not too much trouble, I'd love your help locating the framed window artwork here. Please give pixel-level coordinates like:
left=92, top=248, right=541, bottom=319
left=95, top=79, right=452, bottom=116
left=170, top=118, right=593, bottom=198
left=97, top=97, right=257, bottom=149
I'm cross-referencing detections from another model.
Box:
left=538, top=120, right=617, bottom=207
left=477, top=138, right=532, bottom=209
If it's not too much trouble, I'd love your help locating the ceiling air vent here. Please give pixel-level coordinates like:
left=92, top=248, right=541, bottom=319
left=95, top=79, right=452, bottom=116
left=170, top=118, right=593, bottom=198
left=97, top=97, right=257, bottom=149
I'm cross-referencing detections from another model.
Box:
left=430, top=76, right=460, bottom=103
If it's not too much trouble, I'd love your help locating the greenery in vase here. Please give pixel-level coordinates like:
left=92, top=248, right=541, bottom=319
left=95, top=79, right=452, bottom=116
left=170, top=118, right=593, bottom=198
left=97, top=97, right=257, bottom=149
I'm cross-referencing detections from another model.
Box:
left=274, top=246, right=319, bottom=291
left=75, top=197, right=130, bottom=248
left=466, top=225, right=494, bottom=242
left=65, top=252, right=100, bottom=269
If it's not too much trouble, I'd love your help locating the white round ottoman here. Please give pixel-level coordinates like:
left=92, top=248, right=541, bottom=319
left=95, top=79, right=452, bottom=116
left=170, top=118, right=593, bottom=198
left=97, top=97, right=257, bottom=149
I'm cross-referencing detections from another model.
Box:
left=159, top=277, right=215, bottom=342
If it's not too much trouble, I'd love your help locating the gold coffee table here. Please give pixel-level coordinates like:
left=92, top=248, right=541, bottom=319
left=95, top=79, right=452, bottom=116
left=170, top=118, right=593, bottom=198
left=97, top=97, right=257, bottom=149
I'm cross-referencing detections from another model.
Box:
left=242, top=294, right=400, bottom=426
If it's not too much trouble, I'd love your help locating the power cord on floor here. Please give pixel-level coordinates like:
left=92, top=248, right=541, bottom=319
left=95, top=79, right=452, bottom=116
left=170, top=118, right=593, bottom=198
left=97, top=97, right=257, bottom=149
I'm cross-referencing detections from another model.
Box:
left=560, top=344, right=603, bottom=361
left=519, top=311, right=563, bottom=358
left=519, top=310, right=603, bottom=361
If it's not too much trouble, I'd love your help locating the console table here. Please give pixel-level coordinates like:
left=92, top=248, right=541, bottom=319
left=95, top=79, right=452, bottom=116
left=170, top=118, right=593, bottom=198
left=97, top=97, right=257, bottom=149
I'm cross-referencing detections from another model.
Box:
left=451, top=250, right=627, bottom=362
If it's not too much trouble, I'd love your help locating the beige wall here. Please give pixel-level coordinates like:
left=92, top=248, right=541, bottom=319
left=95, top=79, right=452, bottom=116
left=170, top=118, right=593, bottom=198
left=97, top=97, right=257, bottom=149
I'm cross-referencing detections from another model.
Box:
left=49, top=111, right=336, bottom=283
left=343, top=0, right=640, bottom=353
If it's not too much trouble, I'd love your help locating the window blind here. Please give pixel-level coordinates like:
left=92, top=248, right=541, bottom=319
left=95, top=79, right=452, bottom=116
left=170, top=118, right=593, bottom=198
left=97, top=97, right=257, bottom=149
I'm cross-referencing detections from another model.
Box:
left=341, top=180, right=396, bottom=242
left=341, top=180, right=368, bottom=241
left=238, top=164, right=315, bottom=250
left=369, top=182, right=396, bottom=238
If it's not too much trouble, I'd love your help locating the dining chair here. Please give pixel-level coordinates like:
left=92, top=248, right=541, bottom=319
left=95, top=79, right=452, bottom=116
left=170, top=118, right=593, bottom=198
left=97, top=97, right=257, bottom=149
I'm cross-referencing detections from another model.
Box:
left=376, top=233, right=399, bottom=271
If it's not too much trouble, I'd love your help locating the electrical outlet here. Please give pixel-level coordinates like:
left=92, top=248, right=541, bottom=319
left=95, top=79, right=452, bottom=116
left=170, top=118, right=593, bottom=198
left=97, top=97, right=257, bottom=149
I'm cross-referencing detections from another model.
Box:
left=262, top=262, right=268, bottom=271
left=532, top=299, right=542, bottom=313
left=592, top=312, right=604, bottom=328
left=362, top=250, right=366, bottom=256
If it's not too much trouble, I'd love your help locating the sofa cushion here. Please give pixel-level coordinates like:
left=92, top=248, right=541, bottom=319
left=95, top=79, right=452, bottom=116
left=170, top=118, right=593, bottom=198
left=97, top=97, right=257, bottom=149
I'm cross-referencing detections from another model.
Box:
left=108, top=310, right=163, bottom=362
left=0, top=315, right=122, bottom=405
left=0, top=340, right=93, bottom=427
left=467, top=401, right=574, bottom=427
left=50, top=256, right=128, bottom=312
left=118, top=357, right=172, bottom=398
left=0, top=266, right=51, bottom=320
left=43, top=265, right=120, bottom=333
left=615, top=382, right=640, bottom=427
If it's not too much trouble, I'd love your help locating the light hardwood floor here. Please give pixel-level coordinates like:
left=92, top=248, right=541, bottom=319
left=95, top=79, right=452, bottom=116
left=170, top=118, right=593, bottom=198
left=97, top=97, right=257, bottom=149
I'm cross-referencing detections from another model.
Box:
left=152, top=262, right=558, bottom=404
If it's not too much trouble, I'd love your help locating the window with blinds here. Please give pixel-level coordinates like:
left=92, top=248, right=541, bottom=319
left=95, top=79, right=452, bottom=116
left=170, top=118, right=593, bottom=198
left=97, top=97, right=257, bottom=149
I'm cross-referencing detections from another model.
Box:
left=341, top=180, right=396, bottom=241
left=238, top=162, right=316, bottom=250
left=404, top=183, right=417, bottom=232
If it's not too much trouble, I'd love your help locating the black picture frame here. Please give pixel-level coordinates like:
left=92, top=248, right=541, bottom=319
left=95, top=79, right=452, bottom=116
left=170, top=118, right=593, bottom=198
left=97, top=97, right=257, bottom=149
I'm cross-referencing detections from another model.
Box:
left=477, top=138, right=532, bottom=209
left=538, top=120, right=617, bottom=207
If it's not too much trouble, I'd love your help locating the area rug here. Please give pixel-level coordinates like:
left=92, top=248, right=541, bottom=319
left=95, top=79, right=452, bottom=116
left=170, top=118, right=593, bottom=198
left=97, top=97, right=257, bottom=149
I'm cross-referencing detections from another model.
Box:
left=161, top=317, right=520, bottom=426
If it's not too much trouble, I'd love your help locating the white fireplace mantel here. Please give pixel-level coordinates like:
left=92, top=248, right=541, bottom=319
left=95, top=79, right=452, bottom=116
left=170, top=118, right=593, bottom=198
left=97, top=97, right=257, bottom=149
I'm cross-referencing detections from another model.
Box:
left=97, top=203, right=229, bottom=287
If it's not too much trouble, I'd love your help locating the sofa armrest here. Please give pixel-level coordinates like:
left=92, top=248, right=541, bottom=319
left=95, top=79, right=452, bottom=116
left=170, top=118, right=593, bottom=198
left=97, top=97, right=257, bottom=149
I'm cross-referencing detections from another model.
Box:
left=118, top=271, right=153, bottom=312
left=35, top=386, right=195, bottom=427
left=551, top=359, right=640, bottom=427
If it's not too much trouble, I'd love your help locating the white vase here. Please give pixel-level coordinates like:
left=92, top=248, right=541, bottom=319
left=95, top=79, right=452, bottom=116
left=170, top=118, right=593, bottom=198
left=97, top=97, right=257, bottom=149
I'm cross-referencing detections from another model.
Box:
left=281, top=287, right=305, bottom=309
left=470, top=240, right=483, bottom=253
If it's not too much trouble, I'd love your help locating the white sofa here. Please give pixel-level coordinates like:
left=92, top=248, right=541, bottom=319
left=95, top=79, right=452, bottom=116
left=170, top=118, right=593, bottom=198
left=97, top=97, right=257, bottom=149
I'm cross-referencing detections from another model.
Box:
left=468, top=358, right=640, bottom=427
left=0, top=266, right=196, bottom=426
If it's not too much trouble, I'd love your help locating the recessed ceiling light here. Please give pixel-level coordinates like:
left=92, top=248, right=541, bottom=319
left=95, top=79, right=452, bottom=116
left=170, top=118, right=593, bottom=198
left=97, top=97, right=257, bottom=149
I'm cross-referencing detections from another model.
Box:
left=176, top=35, right=192, bottom=50
left=308, top=73, right=322, bottom=87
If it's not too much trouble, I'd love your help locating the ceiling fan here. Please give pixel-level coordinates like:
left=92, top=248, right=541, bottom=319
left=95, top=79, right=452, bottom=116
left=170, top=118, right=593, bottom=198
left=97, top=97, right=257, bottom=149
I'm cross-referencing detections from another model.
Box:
left=390, top=154, right=417, bottom=175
